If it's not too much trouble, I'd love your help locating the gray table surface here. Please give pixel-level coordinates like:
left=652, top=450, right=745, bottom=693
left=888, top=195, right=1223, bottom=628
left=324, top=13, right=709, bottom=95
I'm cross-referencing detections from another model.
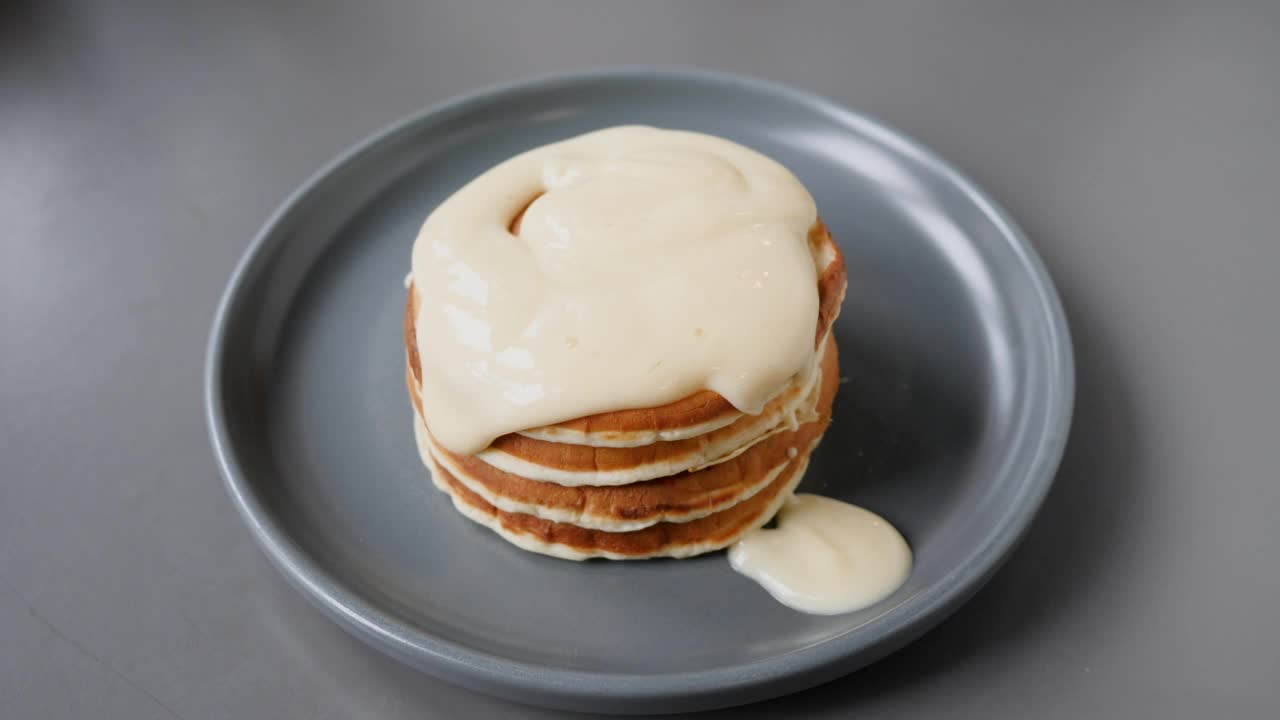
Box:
left=4, top=1, right=1279, bottom=718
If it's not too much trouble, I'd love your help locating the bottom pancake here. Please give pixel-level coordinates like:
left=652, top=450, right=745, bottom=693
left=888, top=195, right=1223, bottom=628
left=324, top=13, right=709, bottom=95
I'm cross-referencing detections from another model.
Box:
left=414, top=413, right=823, bottom=560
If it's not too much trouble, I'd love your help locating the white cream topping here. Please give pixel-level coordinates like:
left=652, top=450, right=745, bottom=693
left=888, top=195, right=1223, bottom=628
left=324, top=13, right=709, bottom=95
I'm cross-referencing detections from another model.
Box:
left=729, top=494, right=912, bottom=614
left=411, top=126, right=819, bottom=454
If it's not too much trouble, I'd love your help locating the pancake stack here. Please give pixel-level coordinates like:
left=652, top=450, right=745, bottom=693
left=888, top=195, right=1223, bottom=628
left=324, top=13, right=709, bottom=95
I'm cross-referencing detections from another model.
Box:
left=406, top=222, right=846, bottom=560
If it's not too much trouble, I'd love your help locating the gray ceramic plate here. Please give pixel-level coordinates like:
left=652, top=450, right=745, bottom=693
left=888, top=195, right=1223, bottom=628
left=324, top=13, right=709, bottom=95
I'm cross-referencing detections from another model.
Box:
left=206, top=68, right=1073, bottom=714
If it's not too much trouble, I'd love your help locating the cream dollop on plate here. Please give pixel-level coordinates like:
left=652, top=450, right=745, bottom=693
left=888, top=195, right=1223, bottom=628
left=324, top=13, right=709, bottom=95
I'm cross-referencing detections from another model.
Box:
left=729, top=493, right=912, bottom=615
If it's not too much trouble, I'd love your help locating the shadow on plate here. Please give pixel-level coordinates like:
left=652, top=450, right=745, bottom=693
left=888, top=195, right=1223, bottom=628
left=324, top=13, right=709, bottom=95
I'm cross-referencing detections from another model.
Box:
left=697, top=282, right=1139, bottom=718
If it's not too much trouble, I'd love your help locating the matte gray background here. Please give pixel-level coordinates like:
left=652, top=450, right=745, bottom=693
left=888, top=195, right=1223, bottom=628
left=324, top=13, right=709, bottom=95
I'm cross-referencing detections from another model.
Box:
left=2, top=1, right=1277, bottom=718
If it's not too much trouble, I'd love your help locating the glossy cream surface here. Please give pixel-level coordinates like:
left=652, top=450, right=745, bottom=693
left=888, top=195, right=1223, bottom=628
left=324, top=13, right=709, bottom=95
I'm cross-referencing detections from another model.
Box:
left=411, top=126, right=819, bottom=454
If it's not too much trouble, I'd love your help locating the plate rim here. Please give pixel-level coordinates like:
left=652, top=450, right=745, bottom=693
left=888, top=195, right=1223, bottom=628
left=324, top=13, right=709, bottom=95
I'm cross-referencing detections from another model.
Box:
left=205, top=66, right=1075, bottom=711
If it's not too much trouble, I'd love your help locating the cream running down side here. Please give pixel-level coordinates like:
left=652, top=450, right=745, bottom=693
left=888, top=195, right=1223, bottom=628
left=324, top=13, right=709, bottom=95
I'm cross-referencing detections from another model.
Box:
left=410, top=125, right=820, bottom=454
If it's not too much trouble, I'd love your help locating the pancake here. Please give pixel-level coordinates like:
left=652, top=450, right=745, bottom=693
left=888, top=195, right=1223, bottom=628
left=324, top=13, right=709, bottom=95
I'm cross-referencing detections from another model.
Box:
left=416, top=417, right=825, bottom=560
left=404, top=220, right=846, bottom=451
left=413, top=336, right=839, bottom=531
left=403, top=129, right=847, bottom=560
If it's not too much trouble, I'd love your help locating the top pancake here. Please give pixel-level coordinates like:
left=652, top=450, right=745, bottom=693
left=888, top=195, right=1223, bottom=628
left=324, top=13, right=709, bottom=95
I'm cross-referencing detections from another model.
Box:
left=404, top=219, right=846, bottom=451
left=468, top=336, right=827, bottom=485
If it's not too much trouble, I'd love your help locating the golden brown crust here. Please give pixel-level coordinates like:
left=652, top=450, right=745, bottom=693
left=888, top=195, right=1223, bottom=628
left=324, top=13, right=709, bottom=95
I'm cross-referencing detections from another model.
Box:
left=420, top=338, right=837, bottom=525
left=415, top=400, right=827, bottom=556
left=431, top=447, right=809, bottom=557
left=810, top=220, right=846, bottom=351
left=404, top=286, right=421, bottom=385
left=404, top=220, right=845, bottom=443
